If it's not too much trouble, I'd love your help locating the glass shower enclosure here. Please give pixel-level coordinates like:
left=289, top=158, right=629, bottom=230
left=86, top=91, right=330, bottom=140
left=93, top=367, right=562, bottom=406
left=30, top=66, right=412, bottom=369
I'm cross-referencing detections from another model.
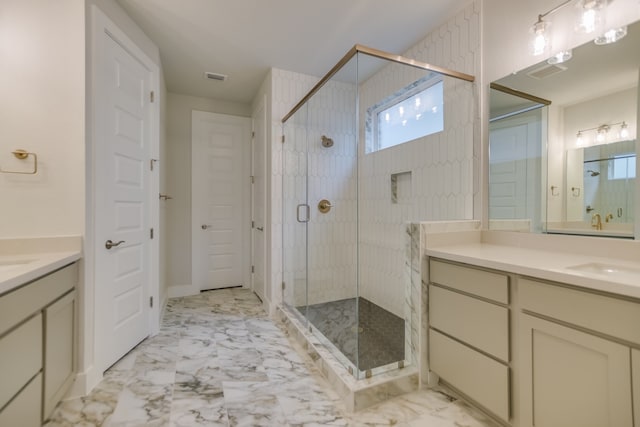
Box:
left=282, top=45, right=475, bottom=379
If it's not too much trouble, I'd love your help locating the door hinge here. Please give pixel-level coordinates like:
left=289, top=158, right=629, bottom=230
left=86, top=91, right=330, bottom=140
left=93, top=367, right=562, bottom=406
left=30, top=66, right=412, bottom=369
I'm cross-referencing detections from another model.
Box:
left=150, top=228, right=154, bottom=239
left=282, top=281, right=286, bottom=290
left=150, top=296, right=153, bottom=308
left=250, top=175, right=255, bottom=184
left=150, top=158, right=158, bottom=171
left=252, top=131, right=255, bottom=138
left=281, top=135, right=285, bottom=143
left=251, top=265, right=255, bottom=273
left=251, top=221, right=255, bottom=228
left=150, top=91, right=155, bottom=103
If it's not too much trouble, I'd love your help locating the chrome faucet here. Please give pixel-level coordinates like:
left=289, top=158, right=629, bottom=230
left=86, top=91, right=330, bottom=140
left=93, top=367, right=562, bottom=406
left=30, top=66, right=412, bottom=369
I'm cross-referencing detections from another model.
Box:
left=591, top=213, right=602, bottom=230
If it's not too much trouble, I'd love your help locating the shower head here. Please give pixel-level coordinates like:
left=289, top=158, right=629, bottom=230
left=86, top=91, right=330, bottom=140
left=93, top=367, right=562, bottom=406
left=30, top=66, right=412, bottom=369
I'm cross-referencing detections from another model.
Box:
left=587, top=170, right=600, bottom=177
left=321, top=135, right=334, bottom=148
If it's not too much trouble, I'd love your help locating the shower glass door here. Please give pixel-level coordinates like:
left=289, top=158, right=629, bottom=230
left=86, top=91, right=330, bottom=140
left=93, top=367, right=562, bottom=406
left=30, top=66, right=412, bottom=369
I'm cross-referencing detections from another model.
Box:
left=282, top=103, right=308, bottom=321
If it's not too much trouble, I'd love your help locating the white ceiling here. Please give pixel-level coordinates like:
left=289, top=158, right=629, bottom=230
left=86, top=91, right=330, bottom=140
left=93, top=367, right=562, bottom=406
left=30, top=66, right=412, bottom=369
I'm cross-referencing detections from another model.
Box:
left=116, top=0, right=470, bottom=104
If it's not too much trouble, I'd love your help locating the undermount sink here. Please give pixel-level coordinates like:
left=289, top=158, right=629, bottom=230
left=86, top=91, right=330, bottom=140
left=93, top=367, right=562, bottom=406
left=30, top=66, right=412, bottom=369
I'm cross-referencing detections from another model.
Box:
left=566, top=262, right=640, bottom=278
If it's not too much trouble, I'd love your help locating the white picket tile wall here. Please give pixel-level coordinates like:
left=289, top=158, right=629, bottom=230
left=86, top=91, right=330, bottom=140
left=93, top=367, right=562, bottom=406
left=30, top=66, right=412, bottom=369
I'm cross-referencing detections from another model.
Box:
left=275, top=1, right=480, bottom=315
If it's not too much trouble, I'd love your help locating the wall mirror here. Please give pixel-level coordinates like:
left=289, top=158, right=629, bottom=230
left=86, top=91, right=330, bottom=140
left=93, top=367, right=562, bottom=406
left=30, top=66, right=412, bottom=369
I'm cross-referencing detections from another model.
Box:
left=489, top=18, right=639, bottom=238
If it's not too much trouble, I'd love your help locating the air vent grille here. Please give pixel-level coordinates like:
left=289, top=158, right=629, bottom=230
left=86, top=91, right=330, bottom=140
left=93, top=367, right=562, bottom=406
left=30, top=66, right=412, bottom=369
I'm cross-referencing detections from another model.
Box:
left=204, top=72, right=228, bottom=81
left=526, top=64, right=567, bottom=80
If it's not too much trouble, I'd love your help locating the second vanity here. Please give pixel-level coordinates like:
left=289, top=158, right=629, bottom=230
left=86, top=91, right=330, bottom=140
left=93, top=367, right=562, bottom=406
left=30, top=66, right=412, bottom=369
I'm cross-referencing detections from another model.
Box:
left=423, top=229, right=640, bottom=427
left=0, top=237, right=81, bottom=426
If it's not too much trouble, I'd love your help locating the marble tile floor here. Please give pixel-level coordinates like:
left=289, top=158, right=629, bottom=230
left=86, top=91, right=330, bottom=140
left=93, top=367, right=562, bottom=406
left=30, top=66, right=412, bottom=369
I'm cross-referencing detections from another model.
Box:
left=46, top=288, right=497, bottom=427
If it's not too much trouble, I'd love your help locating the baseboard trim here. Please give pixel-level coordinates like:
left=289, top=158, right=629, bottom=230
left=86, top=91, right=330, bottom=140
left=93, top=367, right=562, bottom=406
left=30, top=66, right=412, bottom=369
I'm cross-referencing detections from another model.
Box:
left=66, top=365, right=102, bottom=399
left=168, top=283, right=199, bottom=298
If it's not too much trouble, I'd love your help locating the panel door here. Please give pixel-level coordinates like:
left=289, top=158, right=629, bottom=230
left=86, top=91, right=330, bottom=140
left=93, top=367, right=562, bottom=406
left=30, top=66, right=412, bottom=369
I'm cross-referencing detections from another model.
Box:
left=192, top=111, right=251, bottom=291
left=95, top=29, right=152, bottom=371
left=251, top=95, right=267, bottom=301
left=520, top=314, right=633, bottom=427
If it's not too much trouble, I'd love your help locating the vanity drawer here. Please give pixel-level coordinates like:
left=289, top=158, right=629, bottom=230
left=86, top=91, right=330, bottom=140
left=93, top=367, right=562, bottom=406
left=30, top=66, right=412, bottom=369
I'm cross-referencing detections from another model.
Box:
left=520, top=278, right=640, bottom=344
left=430, top=285, right=509, bottom=361
left=429, top=329, right=510, bottom=421
left=0, top=313, right=43, bottom=409
left=0, top=263, right=77, bottom=336
left=0, top=373, right=42, bottom=427
left=430, top=259, right=509, bottom=304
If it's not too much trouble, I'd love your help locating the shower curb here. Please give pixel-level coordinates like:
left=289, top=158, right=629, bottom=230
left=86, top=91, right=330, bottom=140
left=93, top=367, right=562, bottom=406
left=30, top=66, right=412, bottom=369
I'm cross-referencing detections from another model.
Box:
left=276, top=305, right=419, bottom=412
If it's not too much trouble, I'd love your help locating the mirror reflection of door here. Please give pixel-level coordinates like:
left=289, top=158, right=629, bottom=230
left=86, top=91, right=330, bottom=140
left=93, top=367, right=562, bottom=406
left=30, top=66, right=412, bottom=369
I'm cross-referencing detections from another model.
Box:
left=489, top=107, right=545, bottom=232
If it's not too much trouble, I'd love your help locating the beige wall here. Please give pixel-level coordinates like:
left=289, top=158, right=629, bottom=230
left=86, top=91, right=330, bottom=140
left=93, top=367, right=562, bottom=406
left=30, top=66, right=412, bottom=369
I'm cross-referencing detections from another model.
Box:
left=165, top=93, right=250, bottom=292
left=0, top=0, right=85, bottom=238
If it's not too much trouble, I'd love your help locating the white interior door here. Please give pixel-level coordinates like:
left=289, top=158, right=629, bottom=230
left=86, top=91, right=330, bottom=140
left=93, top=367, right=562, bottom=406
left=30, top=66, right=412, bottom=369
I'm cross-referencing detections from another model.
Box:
left=94, top=20, right=156, bottom=371
left=251, top=95, right=267, bottom=301
left=192, top=111, right=251, bottom=291
left=489, top=124, right=528, bottom=219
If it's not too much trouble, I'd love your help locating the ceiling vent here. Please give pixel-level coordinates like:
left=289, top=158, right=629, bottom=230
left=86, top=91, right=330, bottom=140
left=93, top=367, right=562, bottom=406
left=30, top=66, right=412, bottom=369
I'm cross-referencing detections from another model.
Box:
left=526, top=63, right=567, bottom=80
left=204, top=72, right=228, bottom=81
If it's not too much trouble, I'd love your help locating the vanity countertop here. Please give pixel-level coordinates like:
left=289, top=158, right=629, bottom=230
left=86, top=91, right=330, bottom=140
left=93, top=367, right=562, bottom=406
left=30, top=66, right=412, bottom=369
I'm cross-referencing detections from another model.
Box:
left=0, top=251, right=81, bottom=295
left=427, top=242, right=640, bottom=300
left=0, top=236, right=82, bottom=296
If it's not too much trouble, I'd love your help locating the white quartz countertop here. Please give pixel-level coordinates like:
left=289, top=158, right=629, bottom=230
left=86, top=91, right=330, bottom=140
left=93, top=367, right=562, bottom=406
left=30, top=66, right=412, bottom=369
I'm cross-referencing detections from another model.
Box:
left=427, top=242, right=640, bottom=300
left=0, top=251, right=81, bottom=296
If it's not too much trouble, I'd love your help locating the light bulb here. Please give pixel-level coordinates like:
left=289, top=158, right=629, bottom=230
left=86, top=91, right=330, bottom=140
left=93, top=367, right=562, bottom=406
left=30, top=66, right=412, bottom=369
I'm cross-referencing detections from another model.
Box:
left=620, top=122, right=630, bottom=139
left=399, top=106, right=404, bottom=117
left=576, top=0, right=606, bottom=34
left=547, top=50, right=572, bottom=65
left=576, top=131, right=584, bottom=146
left=594, top=26, right=627, bottom=45
left=529, top=19, right=551, bottom=57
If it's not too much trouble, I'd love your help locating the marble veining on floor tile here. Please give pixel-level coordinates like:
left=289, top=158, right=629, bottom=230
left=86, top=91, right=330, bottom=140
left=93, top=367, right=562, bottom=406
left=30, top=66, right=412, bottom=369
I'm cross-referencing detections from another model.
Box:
left=46, top=288, right=496, bottom=427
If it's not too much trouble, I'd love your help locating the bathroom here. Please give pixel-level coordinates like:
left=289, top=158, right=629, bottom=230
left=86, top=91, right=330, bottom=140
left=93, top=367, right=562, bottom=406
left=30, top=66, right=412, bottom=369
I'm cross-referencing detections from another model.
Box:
left=1, top=0, right=640, bottom=425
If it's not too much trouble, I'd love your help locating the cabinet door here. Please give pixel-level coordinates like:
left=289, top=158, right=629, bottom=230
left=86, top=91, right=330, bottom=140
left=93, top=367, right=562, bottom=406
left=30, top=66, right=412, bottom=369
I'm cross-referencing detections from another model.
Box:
left=0, top=373, right=42, bottom=427
left=520, top=314, right=633, bottom=427
left=44, top=291, right=76, bottom=420
left=633, top=349, right=640, bottom=427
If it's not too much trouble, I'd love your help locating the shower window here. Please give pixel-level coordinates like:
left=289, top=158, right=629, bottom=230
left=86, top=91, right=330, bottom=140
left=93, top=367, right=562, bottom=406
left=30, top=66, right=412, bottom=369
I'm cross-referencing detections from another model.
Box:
left=366, top=76, right=443, bottom=153
left=608, top=154, right=636, bottom=180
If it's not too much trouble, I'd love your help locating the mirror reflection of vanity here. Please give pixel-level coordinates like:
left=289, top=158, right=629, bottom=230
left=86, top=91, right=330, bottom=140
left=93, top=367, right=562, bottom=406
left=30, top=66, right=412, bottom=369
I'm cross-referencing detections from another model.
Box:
left=489, top=18, right=639, bottom=238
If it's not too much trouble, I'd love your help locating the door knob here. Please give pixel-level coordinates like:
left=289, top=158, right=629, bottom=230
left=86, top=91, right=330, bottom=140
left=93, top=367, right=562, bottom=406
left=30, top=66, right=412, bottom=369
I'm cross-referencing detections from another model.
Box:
left=318, top=199, right=333, bottom=213
left=201, top=224, right=212, bottom=230
left=105, top=240, right=125, bottom=250
left=256, top=227, right=264, bottom=231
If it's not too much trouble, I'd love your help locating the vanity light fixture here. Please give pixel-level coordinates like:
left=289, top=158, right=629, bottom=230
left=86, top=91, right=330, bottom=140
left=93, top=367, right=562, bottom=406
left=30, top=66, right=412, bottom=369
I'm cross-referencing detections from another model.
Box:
left=575, top=122, right=629, bottom=145
left=529, top=0, right=624, bottom=60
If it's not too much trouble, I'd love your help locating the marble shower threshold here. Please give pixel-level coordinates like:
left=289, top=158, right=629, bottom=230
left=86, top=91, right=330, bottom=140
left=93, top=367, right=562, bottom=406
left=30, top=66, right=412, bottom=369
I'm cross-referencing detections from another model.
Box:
left=277, top=304, right=418, bottom=412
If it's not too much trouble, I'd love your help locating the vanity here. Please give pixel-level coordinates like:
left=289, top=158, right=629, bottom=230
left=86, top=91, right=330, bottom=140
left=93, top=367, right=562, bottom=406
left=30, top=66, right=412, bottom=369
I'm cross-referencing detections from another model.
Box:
left=0, top=238, right=80, bottom=426
left=424, top=229, right=640, bottom=427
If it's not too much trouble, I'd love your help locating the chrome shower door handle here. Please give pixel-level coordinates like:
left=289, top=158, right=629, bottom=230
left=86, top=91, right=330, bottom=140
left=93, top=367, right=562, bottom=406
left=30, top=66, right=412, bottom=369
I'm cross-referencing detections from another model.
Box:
left=105, top=240, right=125, bottom=250
left=296, top=204, right=310, bottom=223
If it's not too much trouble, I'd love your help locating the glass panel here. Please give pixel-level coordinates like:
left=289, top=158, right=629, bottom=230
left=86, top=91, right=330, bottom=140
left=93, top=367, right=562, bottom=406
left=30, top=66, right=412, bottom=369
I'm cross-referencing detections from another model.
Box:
left=282, top=103, right=308, bottom=318
left=304, top=54, right=360, bottom=374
